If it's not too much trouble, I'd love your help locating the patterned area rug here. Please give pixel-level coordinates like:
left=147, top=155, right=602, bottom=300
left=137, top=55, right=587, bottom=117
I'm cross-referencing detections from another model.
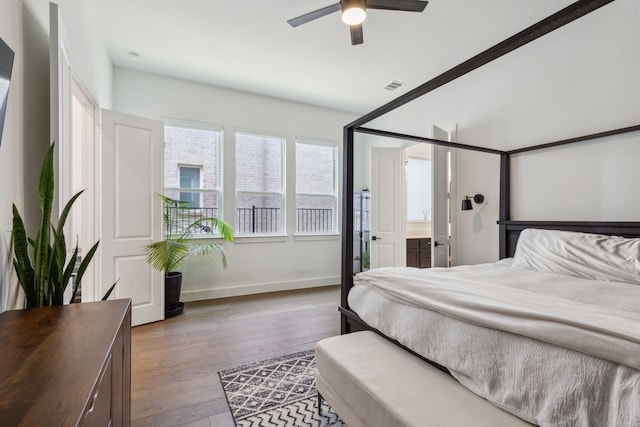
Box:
left=219, top=349, right=347, bottom=427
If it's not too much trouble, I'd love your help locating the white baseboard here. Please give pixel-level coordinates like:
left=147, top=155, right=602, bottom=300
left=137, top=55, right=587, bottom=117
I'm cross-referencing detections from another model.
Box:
left=180, top=276, right=340, bottom=302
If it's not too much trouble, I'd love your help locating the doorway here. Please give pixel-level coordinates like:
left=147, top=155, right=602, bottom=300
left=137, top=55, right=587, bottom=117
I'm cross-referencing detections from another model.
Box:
left=68, top=80, right=97, bottom=302
left=52, top=4, right=164, bottom=325
left=364, top=127, right=455, bottom=270
left=405, top=144, right=433, bottom=268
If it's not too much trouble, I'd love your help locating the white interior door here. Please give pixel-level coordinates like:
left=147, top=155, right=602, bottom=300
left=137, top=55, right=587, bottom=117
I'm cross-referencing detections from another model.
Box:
left=431, top=126, right=450, bottom=267
left=100, top=109, right=164, bottom=326
left=370, top=147, right=404, bottom=268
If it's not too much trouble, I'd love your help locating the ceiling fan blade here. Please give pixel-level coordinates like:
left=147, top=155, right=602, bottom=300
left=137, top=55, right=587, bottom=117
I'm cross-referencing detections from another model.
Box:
left=350, top=24, right=364, bottom=45
left=366, top=0, right=428, bottom=12
left=287, top=3, right=342, bottom=27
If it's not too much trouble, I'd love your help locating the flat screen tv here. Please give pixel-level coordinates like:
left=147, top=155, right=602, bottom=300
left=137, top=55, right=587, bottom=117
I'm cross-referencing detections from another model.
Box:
left=0, top=36, right=15, bottom=149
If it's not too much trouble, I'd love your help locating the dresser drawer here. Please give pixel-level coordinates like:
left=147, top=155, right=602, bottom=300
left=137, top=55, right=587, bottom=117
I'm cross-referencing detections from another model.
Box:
left=80, top=353, right=113, bottom=427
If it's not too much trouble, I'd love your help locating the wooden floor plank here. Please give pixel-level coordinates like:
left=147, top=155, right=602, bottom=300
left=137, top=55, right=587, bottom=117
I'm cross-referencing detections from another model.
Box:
left=131, top=285, right=340, bottom=426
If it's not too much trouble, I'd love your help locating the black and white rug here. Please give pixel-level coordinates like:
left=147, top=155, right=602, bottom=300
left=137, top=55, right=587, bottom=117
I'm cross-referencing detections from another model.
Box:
left=219, top=349, right=347, bottom=427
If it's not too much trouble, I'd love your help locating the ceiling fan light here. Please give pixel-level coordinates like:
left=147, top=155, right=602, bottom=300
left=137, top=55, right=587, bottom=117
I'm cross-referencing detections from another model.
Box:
left=342, top=7, right=366, bottom=25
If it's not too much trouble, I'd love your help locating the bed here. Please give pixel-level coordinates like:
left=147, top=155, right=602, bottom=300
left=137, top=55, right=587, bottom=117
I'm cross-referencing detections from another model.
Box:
left=345, top=227, right=640, bottom=425
left=336, top=2, right=640, bottom=425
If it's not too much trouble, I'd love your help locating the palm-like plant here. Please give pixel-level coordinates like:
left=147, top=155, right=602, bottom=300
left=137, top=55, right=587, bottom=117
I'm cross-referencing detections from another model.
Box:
left=12, top=143, right=115, bottom=307
left=144, top=194, right=234, bottom=276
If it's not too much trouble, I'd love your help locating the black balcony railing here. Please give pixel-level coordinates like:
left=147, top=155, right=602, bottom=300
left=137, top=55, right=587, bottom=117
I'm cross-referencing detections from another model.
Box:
left=164, top=206, right=219, bottom=236
left=166, top=205, right=335, bottom=235
left=297, top=208, right=333, bottom=233
left=237, top=206, right=280, bottom=234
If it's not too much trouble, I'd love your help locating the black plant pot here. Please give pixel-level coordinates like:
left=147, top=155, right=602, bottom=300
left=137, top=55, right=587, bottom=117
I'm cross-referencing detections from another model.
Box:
left=165, top=271, right=184, bottom=318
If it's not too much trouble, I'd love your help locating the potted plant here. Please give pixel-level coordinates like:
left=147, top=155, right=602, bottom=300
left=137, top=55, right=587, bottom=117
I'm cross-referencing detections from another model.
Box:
left=12, top=143, right=116, bottom=307
left=144, top=194, right=234, bottom=317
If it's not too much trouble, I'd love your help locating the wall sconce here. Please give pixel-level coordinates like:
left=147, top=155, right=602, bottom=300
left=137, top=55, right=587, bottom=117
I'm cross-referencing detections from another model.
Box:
left=461, top=194, right=485, bottom=211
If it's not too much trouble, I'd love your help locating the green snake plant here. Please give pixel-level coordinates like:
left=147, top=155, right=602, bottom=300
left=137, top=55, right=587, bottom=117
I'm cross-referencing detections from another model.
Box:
left=144, top=194, right=234, bottom=276
left=12, top=143, right=116, bottom=307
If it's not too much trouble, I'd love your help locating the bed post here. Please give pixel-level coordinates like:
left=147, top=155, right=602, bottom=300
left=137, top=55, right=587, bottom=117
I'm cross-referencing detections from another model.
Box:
left=499, top=153, right=510, bottom=259
left=341, top=125, right=355, bottom=334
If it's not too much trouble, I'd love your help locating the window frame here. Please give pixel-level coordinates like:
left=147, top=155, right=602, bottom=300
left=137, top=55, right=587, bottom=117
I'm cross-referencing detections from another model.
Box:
left=234, top=129, right=286, bottom=236
left=294, top=137, right=339, bottom=236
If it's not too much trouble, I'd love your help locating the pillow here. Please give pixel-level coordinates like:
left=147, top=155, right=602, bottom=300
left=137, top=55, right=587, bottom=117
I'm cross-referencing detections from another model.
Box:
left=512, top=228, right=640, bottom=285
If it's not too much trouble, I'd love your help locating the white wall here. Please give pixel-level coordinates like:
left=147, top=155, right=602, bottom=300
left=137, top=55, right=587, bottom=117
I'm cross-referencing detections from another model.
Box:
left=0, top=0, right=24, bottom=311
left=23, top=0, right=113, bottom=108
left=0, top=0, right=113, bottom=311
left=452, top=148, right=500, bottom=264
left=113, top=68, right=357, bottom=300
left=0, top=0, right=54, bottom=311
left=366, top=0, right=640, bottom=264
left=1, top=0, right=21, bottom=235
left=511, top=132, right=640, bottom=221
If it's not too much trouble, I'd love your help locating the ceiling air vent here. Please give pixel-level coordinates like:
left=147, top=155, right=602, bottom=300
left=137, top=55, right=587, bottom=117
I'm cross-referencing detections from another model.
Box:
left=384, top=81, right=404, bottom=91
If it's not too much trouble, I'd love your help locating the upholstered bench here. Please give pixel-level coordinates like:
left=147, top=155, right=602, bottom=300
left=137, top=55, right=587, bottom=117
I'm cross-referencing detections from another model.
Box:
left=315, top=331, right=532, bottom=427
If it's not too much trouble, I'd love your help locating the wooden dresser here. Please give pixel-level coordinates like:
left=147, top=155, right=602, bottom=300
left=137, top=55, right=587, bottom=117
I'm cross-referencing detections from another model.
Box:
left=0, top=299, right=131, bottom=427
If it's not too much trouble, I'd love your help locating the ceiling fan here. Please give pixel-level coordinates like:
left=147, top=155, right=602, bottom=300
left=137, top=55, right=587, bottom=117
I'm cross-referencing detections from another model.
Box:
left=287, top=0, right=429, bottom=45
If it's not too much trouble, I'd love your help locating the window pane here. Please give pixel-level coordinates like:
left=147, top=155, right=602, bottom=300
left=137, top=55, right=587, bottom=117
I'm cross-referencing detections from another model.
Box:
left=235, top=131, right=284, bottom=235
left=407, top=158, right=431, bottom=221
left=163, top=122, right=222, bottom=237
left=164, top=189, right=219, bottom=211
left=236, top=193, right=282, bottom=234
left=236, top=132, right=283, bottom=193
left=296, top=141, right=337, bottom=233
left=296, top=143, right=335, bottom=195
left=163, top=189, right=221, bottom=237
left=296, top=195, right=335, bottom=233
left=179, top=167, right=201, bottom=207
left=164, top=125, right=220, bottom=191
left=166, top=203, right=221, bottom=236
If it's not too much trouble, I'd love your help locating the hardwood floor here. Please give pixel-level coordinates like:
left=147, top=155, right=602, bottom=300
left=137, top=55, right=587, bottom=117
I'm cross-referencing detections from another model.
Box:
left=131, top=285, right=341, bottom=427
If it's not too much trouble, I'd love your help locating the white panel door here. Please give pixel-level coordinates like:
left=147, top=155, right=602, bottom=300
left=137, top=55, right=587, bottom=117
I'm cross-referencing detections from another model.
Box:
left=370, top=147, right=404, bottom=268
left=101, top=109, right=164, bottom=326
left=431, top=126, right=450, bottom=267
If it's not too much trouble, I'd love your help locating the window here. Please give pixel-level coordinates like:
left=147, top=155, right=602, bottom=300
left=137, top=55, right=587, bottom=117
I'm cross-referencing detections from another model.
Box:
left=296, top=139, right=337, bottom=234
left=235, top=131, right=284, bottom=234
left=179, top=166, right=201, bottom=206
left=163, top=121, right=222, bottom=236
left=406, top=157, right=432, bottom=221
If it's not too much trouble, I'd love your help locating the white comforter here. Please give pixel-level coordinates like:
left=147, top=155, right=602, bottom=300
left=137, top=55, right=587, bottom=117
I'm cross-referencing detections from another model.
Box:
left=350, top=261, right=640, bottom=426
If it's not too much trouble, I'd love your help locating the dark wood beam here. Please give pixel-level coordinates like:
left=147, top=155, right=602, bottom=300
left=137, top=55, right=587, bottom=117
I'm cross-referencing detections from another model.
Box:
left=346, top=0, right=616, bottom=130
left=356, top=127, right=506, bottom=155
left=341, top=125, right=355, bottom=334
left=498, top=154, right=511, bottom=259
left=507, top=124, right=640, bottom=155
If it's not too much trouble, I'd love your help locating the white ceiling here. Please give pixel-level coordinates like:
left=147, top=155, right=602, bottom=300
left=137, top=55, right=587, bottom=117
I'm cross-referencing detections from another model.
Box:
left=91, top=0, right=575, bottom=115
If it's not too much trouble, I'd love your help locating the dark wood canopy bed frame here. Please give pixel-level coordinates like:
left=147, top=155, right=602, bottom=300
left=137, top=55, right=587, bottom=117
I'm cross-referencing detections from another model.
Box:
left=339, top=0, right=640, bottom=340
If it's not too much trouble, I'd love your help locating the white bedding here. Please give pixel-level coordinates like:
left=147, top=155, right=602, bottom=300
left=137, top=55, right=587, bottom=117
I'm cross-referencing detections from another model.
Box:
left=513, top=228, right=640, bottom=285
left=350, top=261, right=640, bottom=426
